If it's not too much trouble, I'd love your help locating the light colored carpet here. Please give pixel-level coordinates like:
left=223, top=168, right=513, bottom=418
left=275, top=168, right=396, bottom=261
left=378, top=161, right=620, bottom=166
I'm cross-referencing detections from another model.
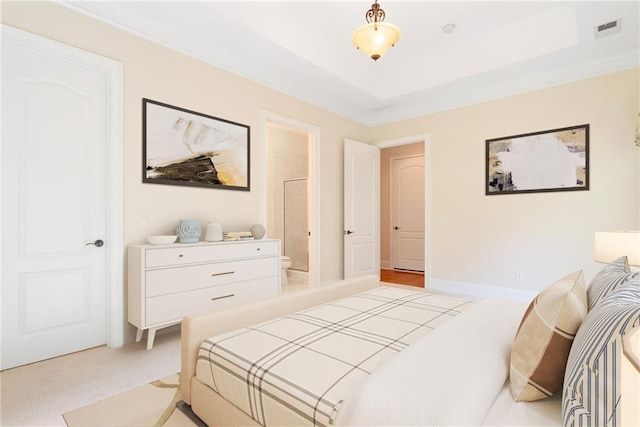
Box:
left=1, top=330, right=181, bottom=426
left=63, top=373, right=197, bottom=427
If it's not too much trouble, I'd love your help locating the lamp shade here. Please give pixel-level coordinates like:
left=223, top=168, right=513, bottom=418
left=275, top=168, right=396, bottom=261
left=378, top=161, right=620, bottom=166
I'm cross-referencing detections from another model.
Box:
left=594, top=231, right=640, bottom=266
left=351, top=22, right=400, bottom=61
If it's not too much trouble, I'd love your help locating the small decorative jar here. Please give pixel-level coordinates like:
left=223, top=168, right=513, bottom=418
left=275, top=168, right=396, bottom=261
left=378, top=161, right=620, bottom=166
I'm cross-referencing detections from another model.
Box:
left=250, top=224, right=266, bottom=239
left=176, top=219, right=201, bottom=243
left=205, top=222, right=223, bottom=242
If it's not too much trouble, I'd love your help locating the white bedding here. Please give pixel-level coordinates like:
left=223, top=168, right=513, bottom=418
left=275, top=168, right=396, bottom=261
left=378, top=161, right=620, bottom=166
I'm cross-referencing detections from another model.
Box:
left=482, top=382, right=562, bottom=426
left=334, top=297, right=559, bottom=426
left=193, top=287, right=564, bottom=426
left=195, top=286, right=473, bottom=426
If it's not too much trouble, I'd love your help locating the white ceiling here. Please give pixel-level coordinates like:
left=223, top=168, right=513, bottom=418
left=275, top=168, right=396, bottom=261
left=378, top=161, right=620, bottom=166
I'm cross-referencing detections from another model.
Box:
left=61, top=1, right=639, bottom=127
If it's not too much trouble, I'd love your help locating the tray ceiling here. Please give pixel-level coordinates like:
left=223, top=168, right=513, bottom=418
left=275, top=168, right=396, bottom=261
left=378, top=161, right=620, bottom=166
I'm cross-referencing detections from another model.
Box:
left=61, top=1, right=639, bottom=126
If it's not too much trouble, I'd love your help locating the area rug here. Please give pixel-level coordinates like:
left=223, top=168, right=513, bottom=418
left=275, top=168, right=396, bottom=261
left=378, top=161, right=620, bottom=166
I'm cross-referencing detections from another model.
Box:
left=63, top=373, right=199, bottom=427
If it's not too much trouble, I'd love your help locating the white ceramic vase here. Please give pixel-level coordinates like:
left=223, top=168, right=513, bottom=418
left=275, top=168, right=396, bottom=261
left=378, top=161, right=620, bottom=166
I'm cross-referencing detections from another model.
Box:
left=176, top=219, right=201, bottom=243
left=205, top=222, right=223, bottom=242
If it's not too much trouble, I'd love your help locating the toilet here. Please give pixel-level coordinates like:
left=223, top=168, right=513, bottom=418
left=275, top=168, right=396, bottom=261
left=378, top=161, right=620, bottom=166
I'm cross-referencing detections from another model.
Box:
left=280, top=256, right=291, bottom=285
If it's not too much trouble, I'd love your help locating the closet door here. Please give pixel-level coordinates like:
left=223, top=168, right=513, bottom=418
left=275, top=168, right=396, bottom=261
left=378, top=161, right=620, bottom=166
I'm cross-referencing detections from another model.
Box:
left=1, top=26, right=115, bottom=369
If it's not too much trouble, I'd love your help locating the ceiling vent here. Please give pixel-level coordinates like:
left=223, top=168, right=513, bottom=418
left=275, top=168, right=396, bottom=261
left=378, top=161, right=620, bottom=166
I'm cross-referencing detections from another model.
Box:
left=594, top=18, right=622, bottom=39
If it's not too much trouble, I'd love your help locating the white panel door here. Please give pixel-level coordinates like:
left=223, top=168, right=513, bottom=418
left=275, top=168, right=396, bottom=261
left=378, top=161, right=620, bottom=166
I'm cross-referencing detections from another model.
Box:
left=2, top=29, right=110, bottom=369
left=344, top=140, right=380, bottom=279
left=391, top=155, right=425, bottom=271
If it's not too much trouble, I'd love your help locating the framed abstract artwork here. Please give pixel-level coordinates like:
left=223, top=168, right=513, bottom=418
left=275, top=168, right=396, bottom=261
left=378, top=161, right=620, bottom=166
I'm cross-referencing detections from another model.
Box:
left=142, top=98, right=250, bottom=191
left=486, top=124, right=589, bottom=195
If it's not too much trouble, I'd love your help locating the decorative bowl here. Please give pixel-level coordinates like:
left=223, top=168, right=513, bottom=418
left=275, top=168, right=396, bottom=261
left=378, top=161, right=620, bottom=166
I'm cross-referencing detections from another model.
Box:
left=146, top=235, right=178, bottom=245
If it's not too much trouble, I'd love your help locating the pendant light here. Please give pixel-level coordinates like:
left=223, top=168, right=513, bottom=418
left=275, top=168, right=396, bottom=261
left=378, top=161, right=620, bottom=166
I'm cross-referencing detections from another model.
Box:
left=351, top=0, right=400, bottom=61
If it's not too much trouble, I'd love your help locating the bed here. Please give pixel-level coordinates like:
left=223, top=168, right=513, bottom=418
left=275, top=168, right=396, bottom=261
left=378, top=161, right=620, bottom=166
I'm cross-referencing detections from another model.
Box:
left=180, top=264, right=640, bottom=426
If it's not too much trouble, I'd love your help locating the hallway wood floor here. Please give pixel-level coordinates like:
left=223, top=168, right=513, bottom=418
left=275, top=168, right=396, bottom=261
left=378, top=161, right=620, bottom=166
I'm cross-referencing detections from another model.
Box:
left=380, top=269, right=424, bottom=287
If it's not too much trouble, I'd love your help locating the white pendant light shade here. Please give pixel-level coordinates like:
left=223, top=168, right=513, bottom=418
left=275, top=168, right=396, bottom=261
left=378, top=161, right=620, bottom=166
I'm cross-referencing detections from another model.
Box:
left=351, top=1, right=400, bottom=61
left=352, top=22, right=400, bottom=61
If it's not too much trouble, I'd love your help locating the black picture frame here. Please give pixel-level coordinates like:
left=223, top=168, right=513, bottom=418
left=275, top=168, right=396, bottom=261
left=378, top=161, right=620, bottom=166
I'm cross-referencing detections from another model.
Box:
left=486, top=124, right=589, bottom=195
left=142, top=98, right=250, bottom=191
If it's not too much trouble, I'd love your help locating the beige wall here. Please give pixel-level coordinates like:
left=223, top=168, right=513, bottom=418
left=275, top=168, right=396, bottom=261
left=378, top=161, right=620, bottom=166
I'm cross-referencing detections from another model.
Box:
left=1, top=1, right=369, bottom=286
left=3, top=2, right=639, bottom=336
left=380, top=142, right=425, bottom=268
left=373, top=69, right=640, bottom=295
left=1, top=1, right=371, bottom=342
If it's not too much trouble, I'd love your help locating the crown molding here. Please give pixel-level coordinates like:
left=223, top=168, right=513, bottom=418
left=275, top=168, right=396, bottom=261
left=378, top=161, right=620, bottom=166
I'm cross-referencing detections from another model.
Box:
left=56, top=1, right=640, bottom=129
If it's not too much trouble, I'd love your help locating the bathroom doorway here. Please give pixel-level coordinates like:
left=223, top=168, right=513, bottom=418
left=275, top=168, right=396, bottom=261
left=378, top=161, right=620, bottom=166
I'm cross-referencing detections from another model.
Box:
left=262, top=112, right=320, bottom=290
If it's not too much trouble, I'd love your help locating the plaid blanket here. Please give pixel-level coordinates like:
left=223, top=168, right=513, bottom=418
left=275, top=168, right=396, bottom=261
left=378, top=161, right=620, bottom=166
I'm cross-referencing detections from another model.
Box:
left=195, top=286, right=472, bottom=426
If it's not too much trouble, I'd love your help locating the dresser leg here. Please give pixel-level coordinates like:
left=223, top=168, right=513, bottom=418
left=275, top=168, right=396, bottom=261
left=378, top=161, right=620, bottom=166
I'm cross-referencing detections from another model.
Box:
left=135, top=328, right=144, bottom=343
left=146, top=328, right=157, bottom=350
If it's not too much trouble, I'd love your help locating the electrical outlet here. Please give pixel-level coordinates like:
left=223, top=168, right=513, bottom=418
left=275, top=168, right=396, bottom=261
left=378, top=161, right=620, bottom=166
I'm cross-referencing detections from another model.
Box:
left=515, top=271, right=524, bottom=282
left=140, top=217, right=149, bottom=230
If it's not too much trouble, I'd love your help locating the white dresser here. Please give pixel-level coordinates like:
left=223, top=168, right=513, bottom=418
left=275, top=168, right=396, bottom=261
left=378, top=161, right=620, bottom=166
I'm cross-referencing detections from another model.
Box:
left=128, top=239, right=280, bottom=349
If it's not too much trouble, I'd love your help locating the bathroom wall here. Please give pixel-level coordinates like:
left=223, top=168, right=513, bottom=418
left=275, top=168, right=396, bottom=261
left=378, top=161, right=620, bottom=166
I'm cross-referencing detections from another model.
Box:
left=284, top=178, right=309, bottom=271
left=266, top=125, right=309, bottom=267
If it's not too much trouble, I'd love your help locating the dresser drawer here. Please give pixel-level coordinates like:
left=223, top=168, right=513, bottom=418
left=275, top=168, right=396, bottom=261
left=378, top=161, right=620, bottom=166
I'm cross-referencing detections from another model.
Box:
left=145, top=276, right=279, bottom=325
left=145, top=257, right=278, bottom=297
left=145, top=241, right=278, bottom=268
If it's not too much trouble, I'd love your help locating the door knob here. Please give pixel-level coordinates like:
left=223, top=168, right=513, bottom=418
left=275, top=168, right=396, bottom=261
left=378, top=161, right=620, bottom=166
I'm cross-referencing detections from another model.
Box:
left=344, top=230, right=354, bottom=235
left=393, top=226, right=399, bottom=230
left=86, top=239, right=104, bottom=247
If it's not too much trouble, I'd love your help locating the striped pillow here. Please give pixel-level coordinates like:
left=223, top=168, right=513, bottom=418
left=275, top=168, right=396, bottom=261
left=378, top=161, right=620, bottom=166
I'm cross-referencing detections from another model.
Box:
left=510, top=270, right=588, bottom=402
left=587, top=256, right=635, bottom=310
left=563, top=280, right=640, bottom=426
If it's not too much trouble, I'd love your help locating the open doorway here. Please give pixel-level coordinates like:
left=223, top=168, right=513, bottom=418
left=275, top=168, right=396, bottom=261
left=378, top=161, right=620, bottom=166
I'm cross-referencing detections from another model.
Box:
left=260, top=112, right=320, bottom=291
left=376, top=135, right=429, bottom=288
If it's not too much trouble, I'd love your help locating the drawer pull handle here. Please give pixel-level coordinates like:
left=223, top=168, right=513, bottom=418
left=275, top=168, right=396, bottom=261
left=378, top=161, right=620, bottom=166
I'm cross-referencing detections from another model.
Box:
left=178, top=254, right=184, bottom=258
left=211, top=294, right=235, bottom=301
left=257, top=248, right=261, bottom=251
left=211, top=271, right=235, bottom=277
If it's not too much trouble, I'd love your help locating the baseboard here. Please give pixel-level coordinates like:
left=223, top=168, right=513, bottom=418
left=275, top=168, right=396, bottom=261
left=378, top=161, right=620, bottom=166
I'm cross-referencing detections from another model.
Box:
left=428, top=278, right=536, bottom=302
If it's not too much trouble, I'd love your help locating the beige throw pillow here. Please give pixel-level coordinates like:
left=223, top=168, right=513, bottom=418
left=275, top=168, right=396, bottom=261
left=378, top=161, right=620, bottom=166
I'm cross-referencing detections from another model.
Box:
left=510, top=270, right=588, bottom=402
